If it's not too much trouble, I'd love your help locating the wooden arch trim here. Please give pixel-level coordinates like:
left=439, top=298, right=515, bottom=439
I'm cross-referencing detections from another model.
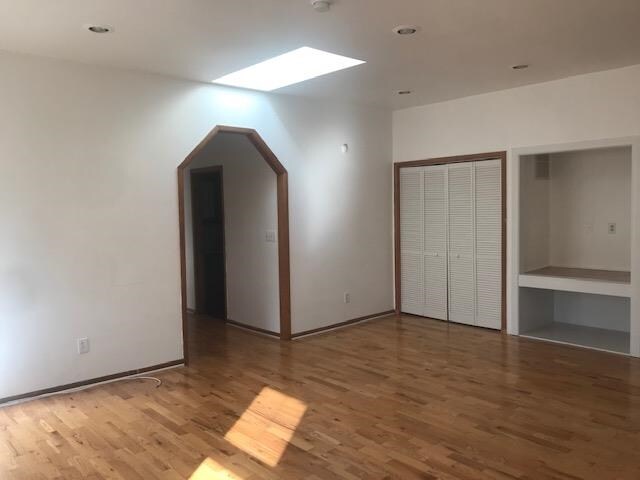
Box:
left=178, top=126, right=292, bottom=362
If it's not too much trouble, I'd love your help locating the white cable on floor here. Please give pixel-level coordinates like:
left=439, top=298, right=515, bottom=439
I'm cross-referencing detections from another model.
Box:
left=127, top=376, right=162, bottom=388
left=1, top=372, right=169, bottom=408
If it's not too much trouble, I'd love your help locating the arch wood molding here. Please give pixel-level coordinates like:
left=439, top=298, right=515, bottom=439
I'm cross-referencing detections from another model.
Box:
left=178, top=126, right=291, bottom=362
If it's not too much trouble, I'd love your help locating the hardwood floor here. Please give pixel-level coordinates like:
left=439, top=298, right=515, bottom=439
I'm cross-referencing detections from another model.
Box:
left=2, top=314, right=640, bottom=479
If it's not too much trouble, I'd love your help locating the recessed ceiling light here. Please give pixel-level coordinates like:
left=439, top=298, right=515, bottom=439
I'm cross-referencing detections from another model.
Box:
left=512, top=64, right=529, bottom=70
left=398, top=90, right=412, bottom=95
left=213, top=47, right=365, bottom=92
left=393, top=25, right=420, bottom=36
left=85, top=24, right=113, bottom=34
left=311, top=0, right=332, bottom=12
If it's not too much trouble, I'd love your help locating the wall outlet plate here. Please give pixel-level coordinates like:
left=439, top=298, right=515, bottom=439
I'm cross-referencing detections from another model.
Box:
left=608, top=223, right=617, bottom=234
left=77, top=337, right=90, bottom=354
left=344, top=292, right=351, bottom=304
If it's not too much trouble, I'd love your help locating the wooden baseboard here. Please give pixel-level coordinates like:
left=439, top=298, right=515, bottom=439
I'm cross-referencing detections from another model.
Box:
left=226, top=311, right=397, bottom=340
left=292, top=310, right=396, bottom=338
left=226, top=319, right=280, bottom=338
left=0, top=359, right=184, bottom=405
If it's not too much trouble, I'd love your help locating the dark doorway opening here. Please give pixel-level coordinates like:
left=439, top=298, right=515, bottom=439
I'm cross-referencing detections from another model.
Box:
left=191, top=166, right=226, bottom=318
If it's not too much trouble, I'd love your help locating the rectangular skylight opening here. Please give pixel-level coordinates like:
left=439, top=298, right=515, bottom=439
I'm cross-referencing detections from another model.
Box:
left=212, top=47, right=365, bottom=92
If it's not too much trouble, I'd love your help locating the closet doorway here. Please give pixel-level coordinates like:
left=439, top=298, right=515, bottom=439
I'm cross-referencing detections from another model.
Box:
left=394, top=152, right=507, bottom=331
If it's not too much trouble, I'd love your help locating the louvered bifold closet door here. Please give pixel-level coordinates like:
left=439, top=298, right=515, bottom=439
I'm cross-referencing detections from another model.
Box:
left=400, top=167, right=424, bottom=315
left=447, top=163, right=475, bottom=325
left=475, top=160, right=502, bottom=329
left=423, top=166, right=448, bottom=320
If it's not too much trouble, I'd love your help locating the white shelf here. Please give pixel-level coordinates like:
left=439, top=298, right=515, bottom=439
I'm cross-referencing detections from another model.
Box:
left=518, top=273, right=631, bottom=298
left=521, top=322, right=630, bottom=355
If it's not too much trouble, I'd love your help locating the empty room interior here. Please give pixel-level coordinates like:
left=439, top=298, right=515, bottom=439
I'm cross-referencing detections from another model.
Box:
left=1, top=1, right=640, bottom=479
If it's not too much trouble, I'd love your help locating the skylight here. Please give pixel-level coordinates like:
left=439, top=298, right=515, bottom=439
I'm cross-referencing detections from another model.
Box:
left=212, top=47, right=365, bottom=91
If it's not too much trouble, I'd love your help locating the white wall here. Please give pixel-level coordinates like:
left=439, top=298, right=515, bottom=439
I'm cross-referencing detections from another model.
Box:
left=394, top=64, right=640, bottom=161
left=554, top=292, right=630, bottom=332
left=184, top=134, right=280, bottom=333
left=519, top=155, right=550, bottom=272
left=0, top=50, right=393, bottom=400
left=549, top=147, right=631, bottom=271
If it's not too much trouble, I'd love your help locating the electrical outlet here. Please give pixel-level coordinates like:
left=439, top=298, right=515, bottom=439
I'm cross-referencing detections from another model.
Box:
left=77, top=337, right=90, bottom=355
left=344, top=293, right=351, bottom=304
left=608, top=223, right=617, bottom=234
left=265, top=230, right=276, bottom=243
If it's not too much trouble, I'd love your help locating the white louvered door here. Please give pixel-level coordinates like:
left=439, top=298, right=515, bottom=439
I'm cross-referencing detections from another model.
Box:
left=475, top=160, right=502, bottom=329
left=447, top=163, right=476, bottom=326
left=400, top=167, right=424, bottom=315
left=399, top=160, right=502, bottom=330
left=423, top=166, right=448, bottom=320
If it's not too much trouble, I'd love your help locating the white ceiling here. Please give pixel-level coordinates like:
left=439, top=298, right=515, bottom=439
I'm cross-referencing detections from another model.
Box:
left=1, top=0, right=640, bottom=109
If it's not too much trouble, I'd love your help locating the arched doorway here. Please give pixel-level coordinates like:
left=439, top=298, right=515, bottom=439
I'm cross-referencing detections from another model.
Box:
left=178, top=126, right=291, bottom=363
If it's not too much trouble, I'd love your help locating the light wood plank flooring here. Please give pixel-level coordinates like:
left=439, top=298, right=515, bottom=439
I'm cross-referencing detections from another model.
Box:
left=2, top=314, right=640, bottom=479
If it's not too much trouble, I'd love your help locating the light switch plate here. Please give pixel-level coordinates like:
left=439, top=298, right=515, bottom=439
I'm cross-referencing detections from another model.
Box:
left=77, top=337, right=90, bottom=354
left=265, top=230, right=276, bottom=243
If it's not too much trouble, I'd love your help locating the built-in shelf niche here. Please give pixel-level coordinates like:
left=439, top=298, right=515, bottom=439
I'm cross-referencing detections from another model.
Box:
left=514, top=140, right=637, bottom=356
left=519, top=287, right=630, bottom=354
left=520, top=145, right=631, bottom=281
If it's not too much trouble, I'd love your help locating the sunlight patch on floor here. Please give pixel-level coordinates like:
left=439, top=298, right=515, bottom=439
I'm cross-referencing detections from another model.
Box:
left=223, top=386, right=308, bottom=467
left=189, top=458, right=244, bottom=480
